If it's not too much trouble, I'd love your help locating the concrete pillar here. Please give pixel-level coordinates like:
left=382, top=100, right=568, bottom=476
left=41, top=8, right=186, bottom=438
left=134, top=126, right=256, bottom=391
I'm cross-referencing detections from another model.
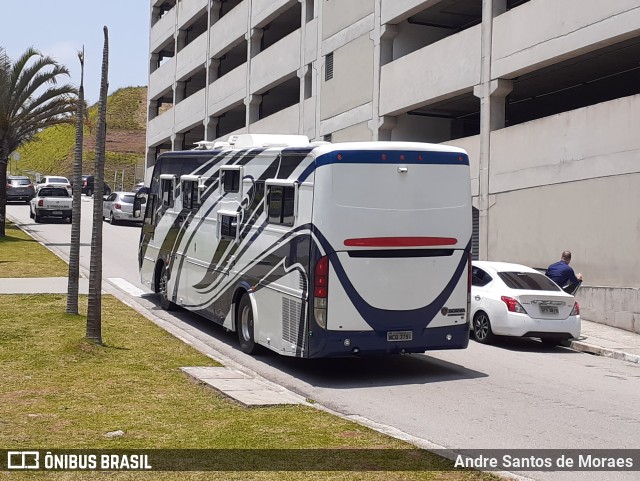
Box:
left=474, top=0, right=512, bottom=260
left=493, top=0, right=508, bottom=16
left=174, top=81, right=186, bottom=103
left=380, top=24, right=398, bottom=66
left=303, top=0, right=316, bottom=22
left=297, top=67, right=307, bottom=135
left=151, top=6, right=161, bottom=25
left=369, top=11, right=399, bottom=139
left=208, top=58, right=220, bottom=84
left=150, top=53, right=160, bottom=74
left=375, top=116, right=397, bottom=141
left=210, top=0, right=222, bottom=26
left=148, top=99, right=159, bottom=121
left=207, top=117, right=219, bottom=141
left=246, top=94, right=262, bottom=126
left=176, top=29, right=188, bottom=52
left=248, top=28, right=264, bottom=59
left=172, top=132, right=185, bottom=151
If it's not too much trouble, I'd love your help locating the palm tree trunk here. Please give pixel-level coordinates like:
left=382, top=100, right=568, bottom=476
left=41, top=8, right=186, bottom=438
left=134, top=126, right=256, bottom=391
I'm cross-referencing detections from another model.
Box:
left=0, top=155, right=7, bottom=238
left=0, top=137, right=9, bottom=237
left=66, top=48, right=85, bottom=315
left=86, top=28, right=109, bottom=343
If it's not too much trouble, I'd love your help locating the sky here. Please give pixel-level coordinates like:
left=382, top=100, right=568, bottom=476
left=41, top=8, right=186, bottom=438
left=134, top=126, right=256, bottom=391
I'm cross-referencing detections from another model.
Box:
left=2, top=0, right=150, bottom=105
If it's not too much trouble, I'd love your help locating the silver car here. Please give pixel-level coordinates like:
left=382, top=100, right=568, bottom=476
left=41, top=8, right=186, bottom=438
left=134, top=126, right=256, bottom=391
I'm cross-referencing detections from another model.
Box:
left=102, top=191, right=145, bottom=225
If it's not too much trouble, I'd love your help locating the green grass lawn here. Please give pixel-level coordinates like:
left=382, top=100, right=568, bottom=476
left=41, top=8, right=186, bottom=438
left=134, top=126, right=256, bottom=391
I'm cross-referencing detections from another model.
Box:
left=0, top=294, right=498, bottom=481
left=0, top=222, right=68, bottom=277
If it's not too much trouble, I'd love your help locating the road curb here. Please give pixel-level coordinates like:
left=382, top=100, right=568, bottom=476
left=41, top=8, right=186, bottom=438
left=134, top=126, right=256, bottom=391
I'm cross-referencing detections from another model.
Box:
left=568, top=340, right=640, bottom=365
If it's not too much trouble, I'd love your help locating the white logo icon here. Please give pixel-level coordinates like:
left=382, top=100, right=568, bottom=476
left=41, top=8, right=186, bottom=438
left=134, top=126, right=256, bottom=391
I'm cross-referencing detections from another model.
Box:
left=7, top=451, right=40, bottom=470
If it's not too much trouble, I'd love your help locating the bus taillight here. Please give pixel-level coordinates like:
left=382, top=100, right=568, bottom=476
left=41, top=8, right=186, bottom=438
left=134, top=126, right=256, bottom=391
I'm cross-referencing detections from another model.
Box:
left=314, top=256, right=329, bottom=328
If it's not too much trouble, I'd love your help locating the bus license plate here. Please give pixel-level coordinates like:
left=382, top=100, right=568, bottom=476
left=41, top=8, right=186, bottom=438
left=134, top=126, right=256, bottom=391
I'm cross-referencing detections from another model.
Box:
left=387, top=331, right=412, bottom=342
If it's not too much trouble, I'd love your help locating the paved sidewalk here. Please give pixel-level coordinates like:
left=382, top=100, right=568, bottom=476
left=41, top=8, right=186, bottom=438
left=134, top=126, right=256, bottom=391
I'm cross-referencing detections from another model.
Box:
left=0, top=276, right=89, bottom=294
left=569, top=319, right=640, bottom=364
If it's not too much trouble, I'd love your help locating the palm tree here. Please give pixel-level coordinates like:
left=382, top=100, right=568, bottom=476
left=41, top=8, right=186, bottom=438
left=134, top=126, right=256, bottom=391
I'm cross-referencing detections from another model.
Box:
left=86, top=28, right=109, bottom=343
left=0, top=47, right=76, bottom=237
left=66, top=48, right=85, bottom=315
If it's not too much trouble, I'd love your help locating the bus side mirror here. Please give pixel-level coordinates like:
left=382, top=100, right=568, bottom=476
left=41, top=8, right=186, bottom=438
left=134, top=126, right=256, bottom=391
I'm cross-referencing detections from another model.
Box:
left=133, top=187, right=149, bottom=218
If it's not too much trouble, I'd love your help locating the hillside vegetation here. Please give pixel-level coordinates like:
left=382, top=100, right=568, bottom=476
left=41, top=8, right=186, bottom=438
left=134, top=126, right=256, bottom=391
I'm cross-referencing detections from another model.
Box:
left=14, top=86, right=147, bottom=189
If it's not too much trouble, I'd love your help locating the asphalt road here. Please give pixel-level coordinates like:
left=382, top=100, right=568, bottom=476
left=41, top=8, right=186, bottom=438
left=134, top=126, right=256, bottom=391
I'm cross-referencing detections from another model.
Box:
left=7, top=199, right=640, bottom=481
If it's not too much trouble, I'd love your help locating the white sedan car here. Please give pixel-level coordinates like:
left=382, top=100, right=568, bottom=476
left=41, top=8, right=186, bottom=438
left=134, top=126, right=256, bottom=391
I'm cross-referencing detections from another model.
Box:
left=102, top=191, right=144, bottom=224
left=471, top=261, right=580, bottom=346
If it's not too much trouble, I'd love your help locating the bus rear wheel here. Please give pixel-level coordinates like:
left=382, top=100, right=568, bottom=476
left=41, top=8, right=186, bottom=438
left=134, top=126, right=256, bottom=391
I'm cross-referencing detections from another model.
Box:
left=237, top=294, right=256, bottom=354
left=158, top=267, right=174, bottom=311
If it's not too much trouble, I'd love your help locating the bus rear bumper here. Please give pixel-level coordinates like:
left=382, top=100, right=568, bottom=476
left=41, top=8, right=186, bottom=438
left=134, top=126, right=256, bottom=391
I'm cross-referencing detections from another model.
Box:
left=307, top=322, right=469, bottom=358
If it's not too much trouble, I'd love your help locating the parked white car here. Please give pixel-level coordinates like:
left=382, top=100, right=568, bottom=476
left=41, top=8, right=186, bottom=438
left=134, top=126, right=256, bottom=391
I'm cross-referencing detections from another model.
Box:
left=470, top=261, right=580, bottom=346
left=102, top=191, right=144, bottom=224
left=36, top=175, right=72, bottom=195
left=29, top=187, right=73, bottom=223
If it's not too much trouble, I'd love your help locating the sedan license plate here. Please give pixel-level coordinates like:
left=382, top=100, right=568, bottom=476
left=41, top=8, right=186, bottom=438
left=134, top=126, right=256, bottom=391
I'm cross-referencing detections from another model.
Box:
left=387, top=331, right=412, bottom=342
left=52, top=210, right=62, bottom=215
left=540, top=305, right=559, bottom=315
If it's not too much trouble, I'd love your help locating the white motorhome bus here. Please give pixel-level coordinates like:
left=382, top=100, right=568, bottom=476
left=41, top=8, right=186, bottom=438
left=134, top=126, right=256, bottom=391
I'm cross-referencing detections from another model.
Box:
left=135, top=134, right=472, bottom=358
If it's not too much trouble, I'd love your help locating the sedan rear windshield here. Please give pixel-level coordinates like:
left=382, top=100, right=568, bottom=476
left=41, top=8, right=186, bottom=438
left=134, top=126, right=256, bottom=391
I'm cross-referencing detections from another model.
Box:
left=39, top=188, right=70, bottom=197
left=498, top=272, right=560, bottom=291
left=10, top=178, right=31, bottom=185
left=47, top=177, right=68, bottom=183
left=121, top=195, right=136, bottom=203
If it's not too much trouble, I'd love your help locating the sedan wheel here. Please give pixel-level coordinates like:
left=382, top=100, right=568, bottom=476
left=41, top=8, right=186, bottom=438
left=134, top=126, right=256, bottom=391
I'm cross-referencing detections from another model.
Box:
left=109, top=212, right=118, bottom=225
left=473, top=312, right=495, bottom=344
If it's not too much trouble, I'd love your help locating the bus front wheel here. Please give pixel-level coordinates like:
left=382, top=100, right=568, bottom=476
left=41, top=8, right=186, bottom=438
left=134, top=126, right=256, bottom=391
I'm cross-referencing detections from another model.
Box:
left=237, top=294, right=256, bottom=354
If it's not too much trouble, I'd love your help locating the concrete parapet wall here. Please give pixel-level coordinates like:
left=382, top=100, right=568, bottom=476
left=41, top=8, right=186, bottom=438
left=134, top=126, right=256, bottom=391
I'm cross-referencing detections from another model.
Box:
left=578, top=286, right=640, bottom=334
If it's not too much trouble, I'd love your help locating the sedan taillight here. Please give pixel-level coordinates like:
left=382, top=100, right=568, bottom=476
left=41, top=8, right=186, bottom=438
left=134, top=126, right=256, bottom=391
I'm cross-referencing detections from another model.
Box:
left=114, top=203, right=122, bottom=209
left=570, top=302, right=580, bottom=316
left=38, top=199, right=44, bottom=207
left=501, top=296, right=527, bottom=314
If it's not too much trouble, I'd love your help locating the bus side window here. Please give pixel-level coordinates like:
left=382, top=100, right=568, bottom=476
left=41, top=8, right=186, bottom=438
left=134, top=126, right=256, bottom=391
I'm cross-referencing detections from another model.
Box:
left=160, top=177, right=174, bottom=208
left=219, top=167, right=243, bottom=195
left=266, top=183, right=297, bottom=226
left=223, top=170, right=239, bottom=192
left=182, top=180, right=194, bottom=209
left=219, top=214, right=238, bottom=241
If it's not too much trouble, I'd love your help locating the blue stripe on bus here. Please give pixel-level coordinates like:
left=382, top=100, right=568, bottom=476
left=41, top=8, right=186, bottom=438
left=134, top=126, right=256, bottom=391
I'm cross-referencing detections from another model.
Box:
left=297, top=150, right=469, bottom=183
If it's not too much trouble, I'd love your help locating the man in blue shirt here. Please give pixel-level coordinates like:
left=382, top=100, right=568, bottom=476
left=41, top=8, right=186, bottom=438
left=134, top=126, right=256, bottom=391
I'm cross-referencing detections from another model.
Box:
left=546, top=250, right=583, bottom=294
